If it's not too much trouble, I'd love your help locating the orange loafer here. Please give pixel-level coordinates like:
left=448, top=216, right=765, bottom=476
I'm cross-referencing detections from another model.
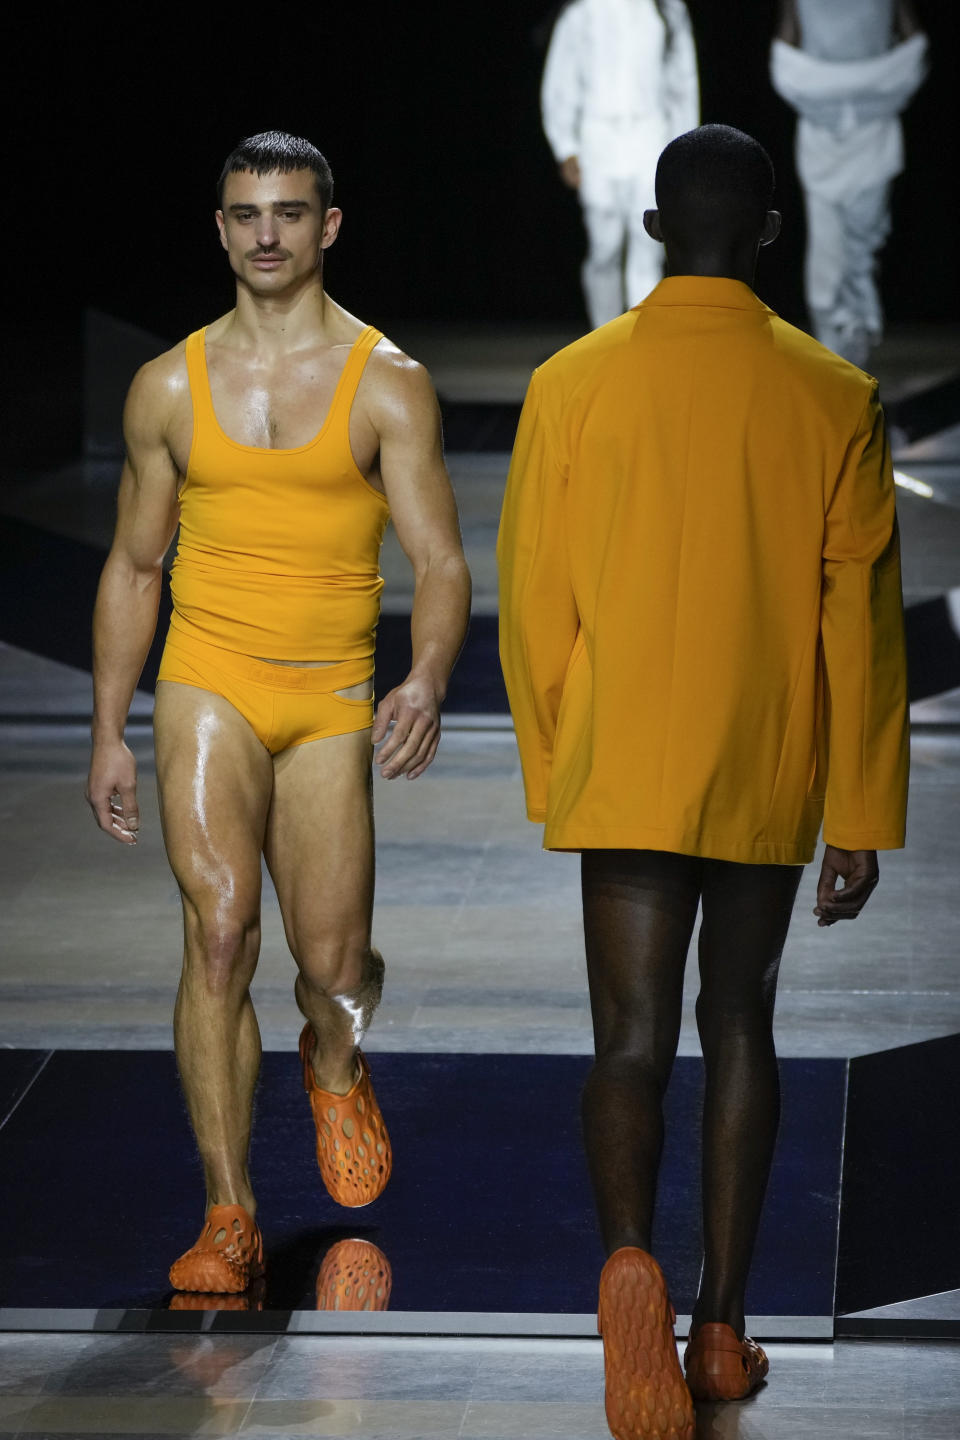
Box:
left=684, top=1323, right=769, bottom=1402
left=168, top=1203, right=264, bottom=1294
left=598, top=1247, right=695, bottom=1440
left=300, top=1023, right=392, bottom=1207
left=316, top=1238, right=393, bottom=1312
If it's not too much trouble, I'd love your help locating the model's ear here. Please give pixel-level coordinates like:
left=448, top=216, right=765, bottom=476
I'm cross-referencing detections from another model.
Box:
left=760, top=209, right=782, bottom=247
left=215, top=210, right=229, bottom=252
left=320, top=206, right=344, bottom=252
left=643, top=209, right=663, bottom=243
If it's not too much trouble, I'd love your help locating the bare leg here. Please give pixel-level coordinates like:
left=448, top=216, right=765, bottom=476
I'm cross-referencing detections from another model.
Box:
left=155, top=681, right=273, bottom=1216
left=581, top=849, right=702, bottom=1255
left=692, top=859, right=802, bottom=1338
left=265, top=723, right=380, bottom=1095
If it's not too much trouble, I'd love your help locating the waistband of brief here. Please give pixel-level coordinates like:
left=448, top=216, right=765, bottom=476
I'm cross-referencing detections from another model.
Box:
left=163, top=626, right=374, bottom=693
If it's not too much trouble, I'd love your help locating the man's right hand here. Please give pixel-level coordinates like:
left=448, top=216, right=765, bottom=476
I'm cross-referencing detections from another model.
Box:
left=813, top=846, right=879, bottom=927
left=86, top=741, right=140, bottom=844
left=560, top=156, right=582, bottom=190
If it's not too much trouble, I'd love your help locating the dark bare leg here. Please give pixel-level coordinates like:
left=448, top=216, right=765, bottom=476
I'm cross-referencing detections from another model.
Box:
left=692, top=859, right=802, bottom=1338
left=155, top=681, right=273, bottom=1217
left=266, top=720, right=380, bottom=1095
left=581, top=849, right=702, bottom=1255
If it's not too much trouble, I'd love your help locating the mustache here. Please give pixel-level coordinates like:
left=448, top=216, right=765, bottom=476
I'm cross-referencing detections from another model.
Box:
left=245, top=247, right=292, bottom=260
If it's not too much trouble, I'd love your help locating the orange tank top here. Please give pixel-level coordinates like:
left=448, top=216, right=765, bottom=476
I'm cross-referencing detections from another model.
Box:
left=169, top=325, right=390, bottom=660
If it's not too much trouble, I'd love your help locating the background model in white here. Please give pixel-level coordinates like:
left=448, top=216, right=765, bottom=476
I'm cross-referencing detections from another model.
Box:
left=771, top=0, right=927, bottom=368
left=541, top=0, right=699, bottom=328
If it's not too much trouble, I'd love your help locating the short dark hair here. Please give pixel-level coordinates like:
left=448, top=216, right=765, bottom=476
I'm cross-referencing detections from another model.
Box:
left=217, top=131, right=334, bottom=211
left=655, top=125, right=775, bottom=245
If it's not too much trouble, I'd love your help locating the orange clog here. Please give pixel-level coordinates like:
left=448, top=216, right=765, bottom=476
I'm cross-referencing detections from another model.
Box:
left=168, top=1203, right=264, bottom=1294
left=598, top=1247, right=695, bottom=1440
left=315, top=1238, right=392, bottom=1311
left=300, top=1023, right=392, bottom=1206
left=684, top=1323, right=769, bottom=1402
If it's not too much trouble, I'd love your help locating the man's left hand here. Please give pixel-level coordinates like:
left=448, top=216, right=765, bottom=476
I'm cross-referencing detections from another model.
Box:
left=372, top=675, right=442, bottom=780
left=814, top=846, right=879, bottom=927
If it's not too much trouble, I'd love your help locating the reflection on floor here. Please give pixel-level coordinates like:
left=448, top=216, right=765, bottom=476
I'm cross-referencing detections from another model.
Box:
left=0, top=1332, right=957, bottom=1439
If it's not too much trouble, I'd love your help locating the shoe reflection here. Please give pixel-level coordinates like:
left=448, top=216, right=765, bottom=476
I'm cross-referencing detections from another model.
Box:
left=316, top=1238, right=392, bottom=1311
left=169, top=1277, right=266, bottom=1312
left=695, top=1402, right=745, bottom=1438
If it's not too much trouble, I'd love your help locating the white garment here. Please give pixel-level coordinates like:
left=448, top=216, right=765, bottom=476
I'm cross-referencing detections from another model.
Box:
left=794, top=0, right=894, bottom=61
left=770, top=31, right=928, bottom=362
left=542, top=0, right=699, bottom=322
left=806, top=182, right=890, bottom=366
left=770, top=33, right=928, bottom=199
left=582, top=180, right=665, bottom=329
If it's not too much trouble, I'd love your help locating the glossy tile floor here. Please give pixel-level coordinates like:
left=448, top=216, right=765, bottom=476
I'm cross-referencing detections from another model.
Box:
left=0, top=1333, right=957, bottom=1438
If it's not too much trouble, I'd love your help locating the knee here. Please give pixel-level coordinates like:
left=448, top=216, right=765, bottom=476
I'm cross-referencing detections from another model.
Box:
left=588, top=1040, right=672, bottom=1099
left=183, top=908, right=260, bottom=997
left=695, top=986, right=775, bottom=1046
left=297, top=932, right=377, bottom=998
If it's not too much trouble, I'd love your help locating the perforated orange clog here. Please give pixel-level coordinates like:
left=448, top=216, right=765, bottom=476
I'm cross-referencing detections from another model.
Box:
left=315, top=1238, right=392, bottom=1311
left=684, top=1323, right=769, bottom=1402
left=168, top=1203, right=264, bottom=1294
left=598, top=1247, right=695, bottom=1440
left=300, top=1023, right=392, bottom=1206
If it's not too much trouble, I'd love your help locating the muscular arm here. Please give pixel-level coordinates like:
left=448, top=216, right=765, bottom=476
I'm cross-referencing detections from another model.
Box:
left=369, top=357, right=471, bottom=779
left=86, top=362, right=181, bottom=840
left=775, top=0, right=799, bottom=45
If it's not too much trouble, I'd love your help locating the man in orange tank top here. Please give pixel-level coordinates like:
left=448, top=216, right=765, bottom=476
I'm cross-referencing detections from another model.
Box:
left=86, top=131, right=471, bottom=1295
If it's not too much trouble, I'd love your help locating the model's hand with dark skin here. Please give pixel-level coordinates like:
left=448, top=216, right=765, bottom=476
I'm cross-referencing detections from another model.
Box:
left=560, top=156, right=582, bottom=190
left=814, top=846, right=880, bottom=926
left=368, top=358, right=470, bottom=779
left=86, top=362, right=181, bottom=843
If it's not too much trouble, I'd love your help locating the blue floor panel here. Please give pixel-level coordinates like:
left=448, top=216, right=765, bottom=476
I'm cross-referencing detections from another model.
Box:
left=0, top=1051, right=845, bottom=1319
left=0, top=1048, right=50, bottom=1125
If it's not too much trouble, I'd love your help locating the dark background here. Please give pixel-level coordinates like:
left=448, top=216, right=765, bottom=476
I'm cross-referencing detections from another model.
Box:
left=7, top=0, right=957, bottom=461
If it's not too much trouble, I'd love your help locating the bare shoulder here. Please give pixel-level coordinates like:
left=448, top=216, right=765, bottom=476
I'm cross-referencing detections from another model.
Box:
left=369, top=335, right=436, bottom=397
left=359, top=335, right=440, bottom=440
left=123, top=338, right=190, bottom=443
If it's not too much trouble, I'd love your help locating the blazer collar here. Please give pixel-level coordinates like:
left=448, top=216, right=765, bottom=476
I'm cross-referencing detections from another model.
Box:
left=636, top=276, right=774, bottom=313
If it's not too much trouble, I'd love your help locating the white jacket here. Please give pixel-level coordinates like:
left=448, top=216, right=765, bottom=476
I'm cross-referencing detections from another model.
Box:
left=541, top=0, right=699, bottom=192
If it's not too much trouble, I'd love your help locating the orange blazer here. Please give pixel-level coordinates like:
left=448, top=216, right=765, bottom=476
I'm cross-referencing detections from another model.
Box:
left=497, top=277, right=909, bottom=863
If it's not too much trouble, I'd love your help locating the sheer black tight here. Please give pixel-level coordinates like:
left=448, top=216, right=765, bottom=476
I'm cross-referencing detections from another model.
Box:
left=581, top=849, right=802, bottom=1337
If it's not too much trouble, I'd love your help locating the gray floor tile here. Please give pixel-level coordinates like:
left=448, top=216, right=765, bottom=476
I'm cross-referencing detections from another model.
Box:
left=254, top=1336, right=480, bottom=1402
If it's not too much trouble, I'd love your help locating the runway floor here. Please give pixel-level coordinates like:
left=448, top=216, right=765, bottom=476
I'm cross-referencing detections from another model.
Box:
left=1, top=320, right=959, bottom=1434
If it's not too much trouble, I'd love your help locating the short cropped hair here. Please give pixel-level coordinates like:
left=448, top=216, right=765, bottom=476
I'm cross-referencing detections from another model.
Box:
left=217, top=131, right=334, bottom=211
left=655, top=125, right=775, bottom=244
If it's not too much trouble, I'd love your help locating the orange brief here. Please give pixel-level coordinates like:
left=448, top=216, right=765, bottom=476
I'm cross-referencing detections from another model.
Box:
left=157, top=627, right=374, bottom=754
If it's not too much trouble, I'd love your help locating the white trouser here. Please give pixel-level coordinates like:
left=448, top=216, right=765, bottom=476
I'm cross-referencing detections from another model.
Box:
left=581, top=176, right=663, bottom=328
left=804, top=181, right=891, bottom=368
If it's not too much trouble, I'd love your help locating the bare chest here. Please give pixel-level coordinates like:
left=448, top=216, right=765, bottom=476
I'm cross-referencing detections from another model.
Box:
left=168, top=345, right=380, bottom=480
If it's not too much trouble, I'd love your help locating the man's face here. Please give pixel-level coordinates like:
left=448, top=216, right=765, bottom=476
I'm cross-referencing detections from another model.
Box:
left=216, top=168, right=341, bottom=294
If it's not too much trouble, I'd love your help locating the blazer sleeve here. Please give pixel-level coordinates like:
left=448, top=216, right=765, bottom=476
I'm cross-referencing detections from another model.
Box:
left=497, top=372, right=581, bottom=822
left=820, top=382, right=909, bottom=850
